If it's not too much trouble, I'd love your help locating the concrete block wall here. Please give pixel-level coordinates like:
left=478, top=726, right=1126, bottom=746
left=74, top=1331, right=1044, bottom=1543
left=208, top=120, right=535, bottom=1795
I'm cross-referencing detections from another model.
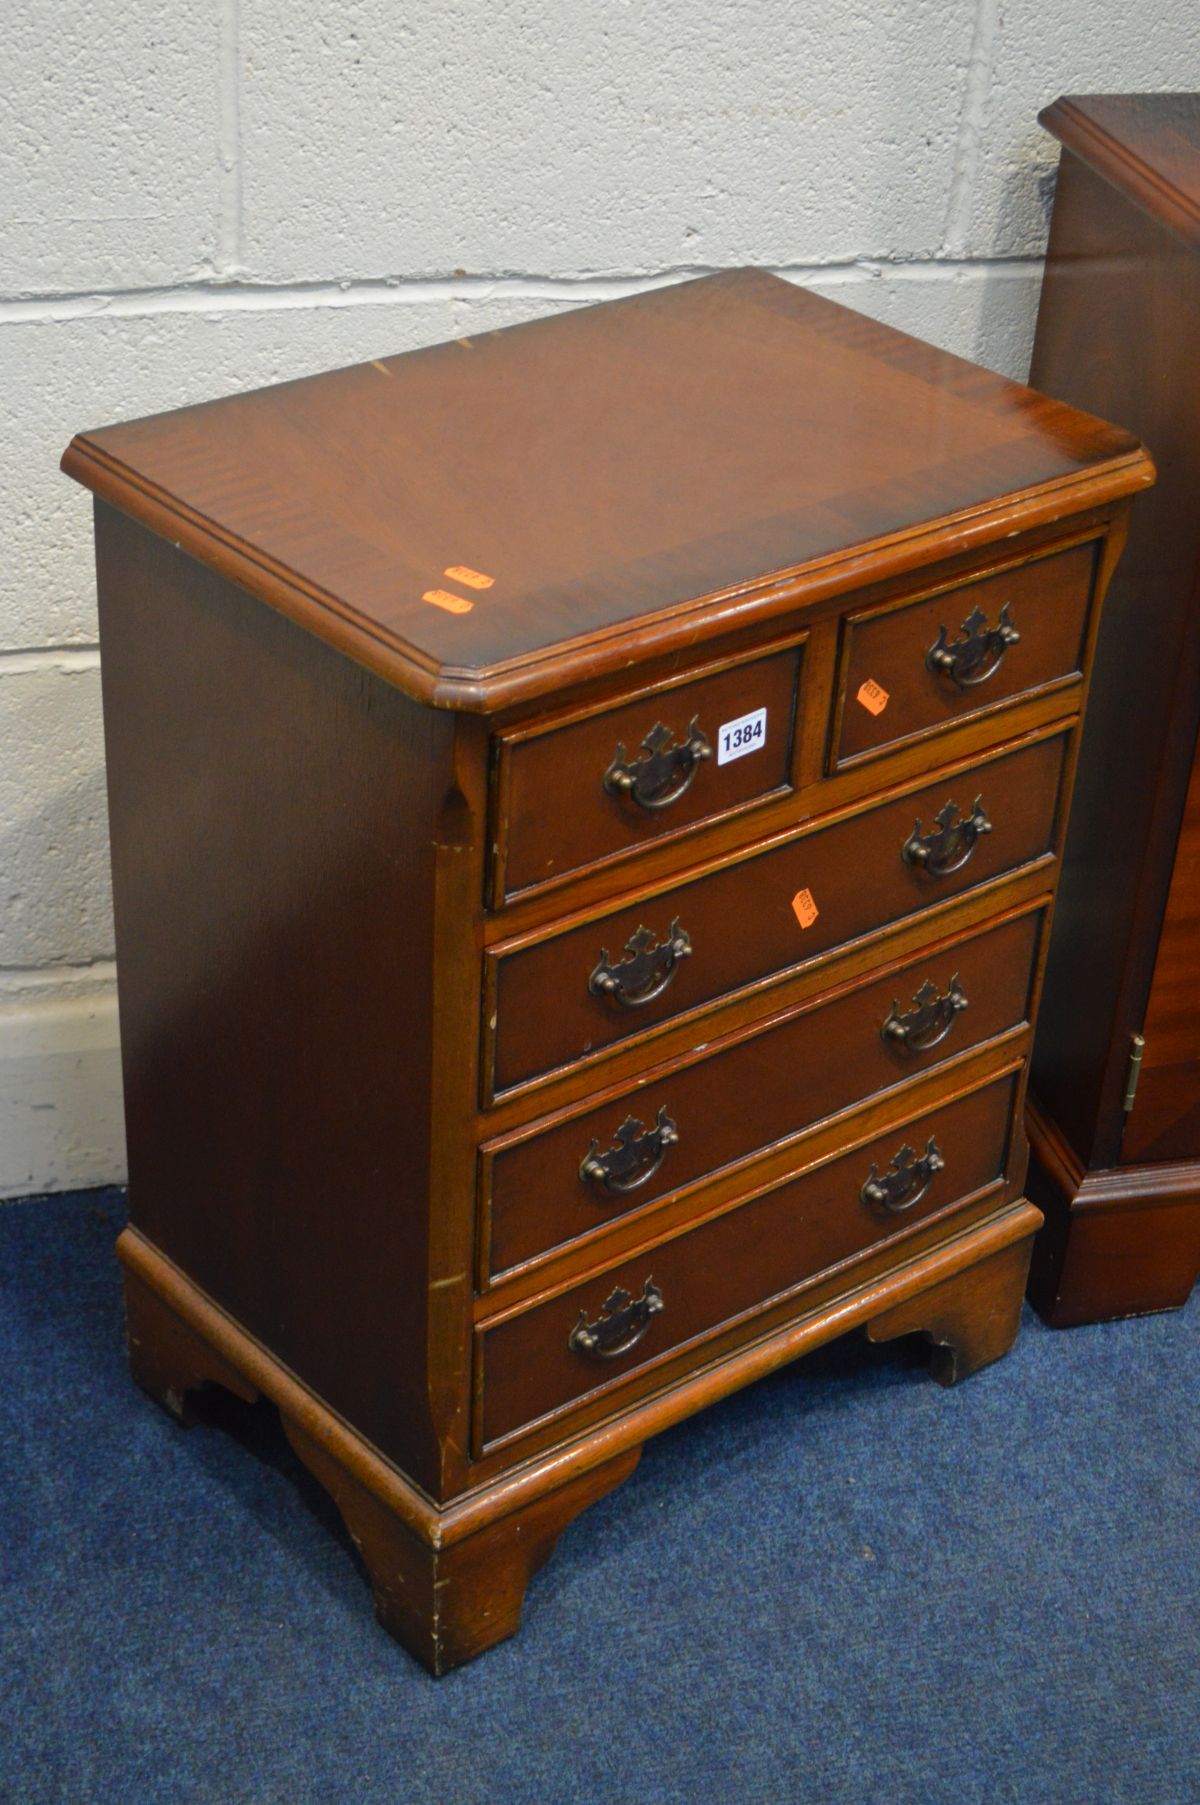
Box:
left=3, top=1, right=1198, bottom=1196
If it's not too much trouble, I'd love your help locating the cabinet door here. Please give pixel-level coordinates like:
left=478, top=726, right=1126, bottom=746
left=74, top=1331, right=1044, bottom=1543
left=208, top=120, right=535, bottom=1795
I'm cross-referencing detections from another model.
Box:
left=1122, top=737, right=1200, bottom=1164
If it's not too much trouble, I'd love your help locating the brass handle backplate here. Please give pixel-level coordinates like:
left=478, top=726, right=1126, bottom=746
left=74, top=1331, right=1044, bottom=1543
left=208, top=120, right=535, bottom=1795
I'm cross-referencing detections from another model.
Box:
left=603, top=717, right=711, bottom=811
left=882, top=975, right=969, bottom=1053
left=568, top=1279, right=664, bottom=1361
left=927, top=601, right=1020, bottom=688
left=580, top=1105, right=679, bottom=1195
left=901, top=797, right=991, bottom=877
left=588, top=919, right=692, bottom=1008
left=860, top=1137, right=945, bottom=1214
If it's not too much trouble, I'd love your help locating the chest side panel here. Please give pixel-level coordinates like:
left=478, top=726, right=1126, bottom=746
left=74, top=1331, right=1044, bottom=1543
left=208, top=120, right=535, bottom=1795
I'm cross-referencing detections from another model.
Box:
left=95, top=504, right=457, bottom=1484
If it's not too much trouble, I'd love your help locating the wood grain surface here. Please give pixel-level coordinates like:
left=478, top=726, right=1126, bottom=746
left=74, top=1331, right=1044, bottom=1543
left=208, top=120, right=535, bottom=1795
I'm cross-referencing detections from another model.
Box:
left=95, top=504, right=455, bottom=1487
left=1027, top=92, right=1200, bottom=1323
left=1121, top=744, right=1200, bottom=1164
left=62, top=268, right=1150, bottom=709
left=489, top=729, right=1066, bottom=1095
left=478, top=1070, right=1019, bottom=1450
left=834, top=538, right=1095, bottom=766
left=483, top=906, right=1042, bottom=1283
left=1040, top=93, right=1200, bottom=250
left=496, top=634, right=804, bottom=901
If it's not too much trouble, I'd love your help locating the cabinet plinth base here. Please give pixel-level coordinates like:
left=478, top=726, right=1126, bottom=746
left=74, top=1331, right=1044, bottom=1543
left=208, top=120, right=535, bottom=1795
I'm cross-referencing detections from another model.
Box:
left=1026, top=1099, right=1200, bottom=1327
left=282, top=1421, right=639, bottom=1676
left=117, top=1204, right=1040, bottom=1674
left=118, top=1229, right=640, bottom=1675
left=865, top=1235, right=1033, bottom=1383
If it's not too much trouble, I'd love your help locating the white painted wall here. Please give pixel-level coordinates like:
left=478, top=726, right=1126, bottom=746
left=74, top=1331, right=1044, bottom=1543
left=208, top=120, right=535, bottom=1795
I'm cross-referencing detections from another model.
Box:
left=3, top=1, right=1198, bottom=1197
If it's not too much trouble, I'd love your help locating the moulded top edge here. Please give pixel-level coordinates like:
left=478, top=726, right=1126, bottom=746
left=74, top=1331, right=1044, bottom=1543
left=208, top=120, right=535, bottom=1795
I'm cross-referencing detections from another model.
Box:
left=1040, top=93, right=1200, bottom=249
left=64, top=432, right=1153, bottom=716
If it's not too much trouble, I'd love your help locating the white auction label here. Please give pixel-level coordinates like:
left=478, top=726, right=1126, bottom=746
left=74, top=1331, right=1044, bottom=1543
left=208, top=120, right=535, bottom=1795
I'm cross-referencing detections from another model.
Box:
left=716, top=706, right=767, bottom=766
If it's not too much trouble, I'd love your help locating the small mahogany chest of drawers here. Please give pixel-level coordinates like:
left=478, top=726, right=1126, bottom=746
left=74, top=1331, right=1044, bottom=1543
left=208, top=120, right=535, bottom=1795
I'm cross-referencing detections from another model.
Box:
left=62, top=270, right=1152, bottom=1673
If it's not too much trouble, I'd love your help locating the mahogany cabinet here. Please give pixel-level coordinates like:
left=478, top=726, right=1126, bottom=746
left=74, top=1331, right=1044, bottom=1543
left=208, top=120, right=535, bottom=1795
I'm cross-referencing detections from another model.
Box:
left=62, top=269, right=1152, bottom=1671
left=1026, top=95, right=1200, bottom=1325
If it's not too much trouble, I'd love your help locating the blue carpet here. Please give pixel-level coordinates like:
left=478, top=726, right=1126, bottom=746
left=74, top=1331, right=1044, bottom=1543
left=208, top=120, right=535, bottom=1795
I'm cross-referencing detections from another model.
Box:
left=1, top=1187, right=1197, bottom=1805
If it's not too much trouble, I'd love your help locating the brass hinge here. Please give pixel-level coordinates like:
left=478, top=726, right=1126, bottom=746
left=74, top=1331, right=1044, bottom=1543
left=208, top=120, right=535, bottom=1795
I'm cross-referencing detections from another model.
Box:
left=1122, top=1032, right=1146, bottom=1113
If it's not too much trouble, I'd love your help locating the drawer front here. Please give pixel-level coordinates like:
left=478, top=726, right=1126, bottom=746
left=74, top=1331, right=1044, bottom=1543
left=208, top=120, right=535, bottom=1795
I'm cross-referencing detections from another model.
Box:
left=483, top=906, right=1042, bottom=1281
left=493, top=638, right=803, bottom=903
left=489, top=730, right=1066, bottom=1096
left=477, top=1071, right=1019, bottom=1450
left=834, top=540, right=1096, bottom=768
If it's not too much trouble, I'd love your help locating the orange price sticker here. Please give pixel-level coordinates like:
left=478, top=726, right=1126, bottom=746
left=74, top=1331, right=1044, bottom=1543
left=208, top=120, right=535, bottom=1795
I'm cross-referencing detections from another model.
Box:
left=856, top=678, right=889, bottom=716
left=423, top=588, right=474, bottom=615
left=444, top=565, right=495, bottom=590
left=791, top=887, right=819, bottom=929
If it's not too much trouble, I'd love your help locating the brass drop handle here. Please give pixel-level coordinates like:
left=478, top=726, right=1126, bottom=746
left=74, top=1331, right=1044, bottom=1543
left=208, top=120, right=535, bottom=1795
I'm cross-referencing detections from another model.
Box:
left=927, top=601, right=1020, bottom=688
left=588, top=919, right=692, bottom=1008
left=568, top=1280, right=664, bottom=1361
left=882, top=975, right=968, bottom=1053
left=580, top=1105, right=679, bottom=1195
left=860, top=1137, right=945, bottom=1214
left=902, top=796, right=991, bottom=877
left=603, top=717, right=711, bottom=810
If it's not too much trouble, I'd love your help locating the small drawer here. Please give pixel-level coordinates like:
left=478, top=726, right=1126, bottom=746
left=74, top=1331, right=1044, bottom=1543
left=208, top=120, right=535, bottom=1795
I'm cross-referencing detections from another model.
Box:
left=833, top=540, right=1096, bottom=769
left=491, top=636, right=804, bottom=904
left=476, top=1070, right=1019, bottom=1451
left=486, top=729, right=1065, bottom=1098
left=481, top=906, right=1042, bottom=1282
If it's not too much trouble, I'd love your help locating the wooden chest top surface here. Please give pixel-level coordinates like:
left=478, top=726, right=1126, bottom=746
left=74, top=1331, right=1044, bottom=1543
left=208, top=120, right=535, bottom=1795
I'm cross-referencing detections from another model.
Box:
left=62, top=269, right=1149, bottom=710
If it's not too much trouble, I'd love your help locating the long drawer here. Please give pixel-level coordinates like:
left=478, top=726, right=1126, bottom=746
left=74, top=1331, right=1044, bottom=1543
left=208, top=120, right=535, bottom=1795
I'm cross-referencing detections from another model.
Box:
left=476, top=1069, right=1020, bottom=1451
left=486, top=728, right=1066, bottom=1097
left=481, top=904, right=1043, bottom=1282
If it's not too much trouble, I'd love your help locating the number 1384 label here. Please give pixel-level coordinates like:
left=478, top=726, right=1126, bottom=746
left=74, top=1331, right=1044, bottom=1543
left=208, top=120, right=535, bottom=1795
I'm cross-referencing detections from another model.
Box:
left=716, top=706, right=767, bottom=766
